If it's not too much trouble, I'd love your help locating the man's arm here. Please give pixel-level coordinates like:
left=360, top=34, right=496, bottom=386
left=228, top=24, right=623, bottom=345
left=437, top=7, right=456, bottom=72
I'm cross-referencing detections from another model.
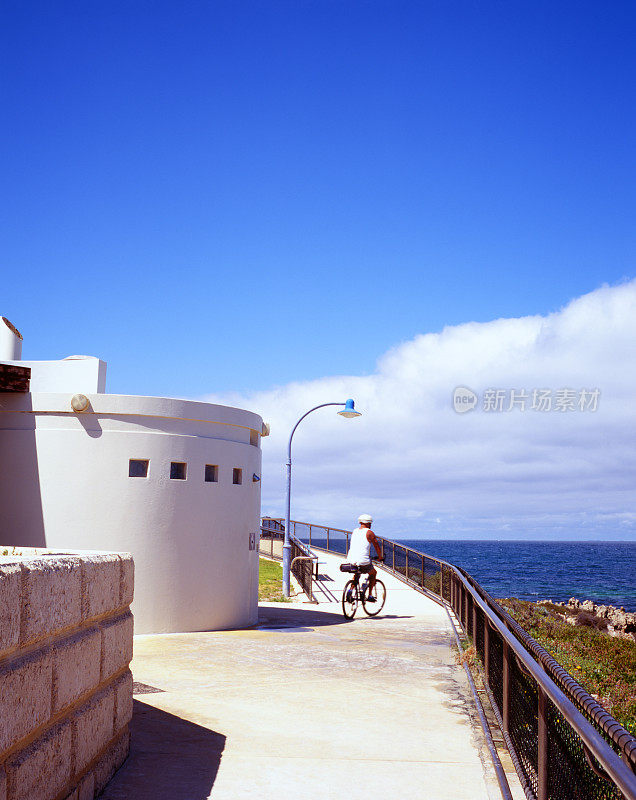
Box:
left=366, top=530, right=383, bottom=560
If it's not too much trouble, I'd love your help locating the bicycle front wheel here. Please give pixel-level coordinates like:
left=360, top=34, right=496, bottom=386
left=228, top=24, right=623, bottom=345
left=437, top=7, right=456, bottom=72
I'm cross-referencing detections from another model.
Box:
left=362, top=579, right=386, bottom=616
left=342, top=580, right=358, bottom=619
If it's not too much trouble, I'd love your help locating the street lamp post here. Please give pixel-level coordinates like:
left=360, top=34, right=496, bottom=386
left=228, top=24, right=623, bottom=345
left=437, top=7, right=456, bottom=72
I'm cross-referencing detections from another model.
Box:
left=283, top=399, right=362, bottom=597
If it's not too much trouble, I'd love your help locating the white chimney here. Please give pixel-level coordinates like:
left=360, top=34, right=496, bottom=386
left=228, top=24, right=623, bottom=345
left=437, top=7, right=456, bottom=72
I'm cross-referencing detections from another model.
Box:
left=0, top=317, right=23, bottom=360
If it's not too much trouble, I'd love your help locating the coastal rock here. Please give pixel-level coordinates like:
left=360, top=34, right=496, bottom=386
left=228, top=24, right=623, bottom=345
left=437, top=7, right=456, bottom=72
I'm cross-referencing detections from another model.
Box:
left=558, top=598, right=636, bottom=643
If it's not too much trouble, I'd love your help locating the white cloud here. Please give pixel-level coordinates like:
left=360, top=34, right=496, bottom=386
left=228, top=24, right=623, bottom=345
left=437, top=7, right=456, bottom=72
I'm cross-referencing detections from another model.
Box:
left=200, top=280, right=636, bottom=540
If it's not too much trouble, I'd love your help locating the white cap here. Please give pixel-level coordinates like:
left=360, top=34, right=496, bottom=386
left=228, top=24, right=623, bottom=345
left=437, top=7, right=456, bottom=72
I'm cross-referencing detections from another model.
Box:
left=357, top=514, right=373, bottom=524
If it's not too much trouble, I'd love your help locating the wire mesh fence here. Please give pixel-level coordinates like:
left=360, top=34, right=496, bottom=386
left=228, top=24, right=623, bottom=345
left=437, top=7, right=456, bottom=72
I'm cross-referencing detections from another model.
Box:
left=290, top=536, right=315, bottom=600
left=507, top=652, right=540, bottom=796
left=488, top=625, right=505, bottom=713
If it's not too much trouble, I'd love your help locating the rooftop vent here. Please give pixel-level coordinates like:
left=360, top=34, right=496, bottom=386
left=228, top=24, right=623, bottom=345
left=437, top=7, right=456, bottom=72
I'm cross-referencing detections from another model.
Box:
left=0, top=317, right=23, bottom=360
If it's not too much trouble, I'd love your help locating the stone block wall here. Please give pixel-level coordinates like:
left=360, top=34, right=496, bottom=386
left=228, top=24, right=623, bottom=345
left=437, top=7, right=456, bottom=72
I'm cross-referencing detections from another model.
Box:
left=0, top=551, right=134, bottom=800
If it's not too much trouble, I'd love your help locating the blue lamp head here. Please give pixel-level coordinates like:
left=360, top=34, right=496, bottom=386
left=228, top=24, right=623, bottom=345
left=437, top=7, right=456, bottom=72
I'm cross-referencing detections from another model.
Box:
left=337, top=398, right=362, bottom=419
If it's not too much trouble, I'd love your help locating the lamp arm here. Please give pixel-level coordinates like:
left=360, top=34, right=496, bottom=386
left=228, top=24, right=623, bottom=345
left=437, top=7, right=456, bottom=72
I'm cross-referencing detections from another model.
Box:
left=287, top=402, right=346, bottom=463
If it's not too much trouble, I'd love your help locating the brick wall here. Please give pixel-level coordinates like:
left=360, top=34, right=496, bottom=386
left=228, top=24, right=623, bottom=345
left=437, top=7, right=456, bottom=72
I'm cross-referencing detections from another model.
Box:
left=0, top=551, right=134, bottom=800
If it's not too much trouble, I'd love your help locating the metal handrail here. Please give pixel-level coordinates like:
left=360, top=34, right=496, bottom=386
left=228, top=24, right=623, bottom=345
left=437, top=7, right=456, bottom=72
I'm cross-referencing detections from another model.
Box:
left=459, top=566, right=636, bottom=764
left=258, top=520, right=284, bottom=560
left=283, top=517, right=636, bottom=800
left=449, top=564, right=636, bottom=799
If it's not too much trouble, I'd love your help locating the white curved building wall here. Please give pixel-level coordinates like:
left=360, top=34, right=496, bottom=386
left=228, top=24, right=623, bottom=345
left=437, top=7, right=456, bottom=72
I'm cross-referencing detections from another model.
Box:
left=0, top=392, right=262, bottom=634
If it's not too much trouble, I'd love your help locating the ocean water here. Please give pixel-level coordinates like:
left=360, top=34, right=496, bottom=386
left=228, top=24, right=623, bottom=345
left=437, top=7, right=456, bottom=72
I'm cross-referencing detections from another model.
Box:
left=303, top=536, right=636, bottom=611
left=399, top=540, right=636, bottom=612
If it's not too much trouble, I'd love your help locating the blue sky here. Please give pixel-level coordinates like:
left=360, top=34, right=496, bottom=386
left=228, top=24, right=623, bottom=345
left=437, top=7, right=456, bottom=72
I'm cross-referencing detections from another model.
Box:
left=3, top=1, right=635, bottom=399
left=3, top=3, right=636, bottom=540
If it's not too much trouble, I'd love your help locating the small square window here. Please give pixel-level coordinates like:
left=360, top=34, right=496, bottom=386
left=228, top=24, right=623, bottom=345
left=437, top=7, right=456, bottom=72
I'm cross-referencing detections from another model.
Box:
left=232, top=468, right=242, bottom=485
left=129, top=459, right=149, bottom=478
left=249, top=429, right=259, bottom=446
left=205, top=464, right=218, bottom=483
left=170, top=462, right=187, bottom=480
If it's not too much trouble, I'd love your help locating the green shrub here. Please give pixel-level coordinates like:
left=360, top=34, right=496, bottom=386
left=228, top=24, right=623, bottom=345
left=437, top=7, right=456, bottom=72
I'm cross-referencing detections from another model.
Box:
left=498, top=598, right=636, bottom=735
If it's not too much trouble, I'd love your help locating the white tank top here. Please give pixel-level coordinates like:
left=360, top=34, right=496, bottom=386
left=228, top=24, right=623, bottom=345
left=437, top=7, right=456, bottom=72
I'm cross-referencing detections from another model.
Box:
left=347, top=527, right=373, bottom=565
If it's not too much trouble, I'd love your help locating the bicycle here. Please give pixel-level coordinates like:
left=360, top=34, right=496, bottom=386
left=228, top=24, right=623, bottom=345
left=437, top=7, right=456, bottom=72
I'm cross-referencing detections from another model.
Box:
left=340, top=561, right=387, bottom=618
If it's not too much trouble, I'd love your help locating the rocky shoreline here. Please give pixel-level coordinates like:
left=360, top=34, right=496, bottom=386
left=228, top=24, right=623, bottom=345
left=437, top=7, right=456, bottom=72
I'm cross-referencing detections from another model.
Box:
left=537, top=597, right=636, bottom=643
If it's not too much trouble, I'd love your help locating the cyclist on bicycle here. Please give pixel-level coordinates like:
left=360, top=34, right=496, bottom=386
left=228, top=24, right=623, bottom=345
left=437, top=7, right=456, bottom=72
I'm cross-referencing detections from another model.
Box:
left=346, top=514, right=383, bottom=600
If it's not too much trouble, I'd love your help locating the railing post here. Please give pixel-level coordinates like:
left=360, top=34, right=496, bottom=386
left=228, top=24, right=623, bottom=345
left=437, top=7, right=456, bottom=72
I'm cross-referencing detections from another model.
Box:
left=462, top=586, right=467, bottom=631
left=502, top=641, right=510, bottom=733
left=537, top=688, right=549, bottom=800
left=465, top=587, right=469, bottom=632
left=472, top=601, right=478, bottom=646
left=309, top=524, right=312, bottom=549
left=326, top=527, right=330, bottom=551
left=421, top=554, right=425, bottom=589
left=405, top=549, right=409, bottom=582
left=484, top=617, right=490, bottom=681
left=391, top=541, right=395, bottom=571
left=308, top=557, right=314, bottom=602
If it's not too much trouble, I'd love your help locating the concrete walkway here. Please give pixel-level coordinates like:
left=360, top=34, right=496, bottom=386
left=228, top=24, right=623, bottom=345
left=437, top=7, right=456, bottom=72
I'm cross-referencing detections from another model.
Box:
left=100, top=551, right=514, bottom=800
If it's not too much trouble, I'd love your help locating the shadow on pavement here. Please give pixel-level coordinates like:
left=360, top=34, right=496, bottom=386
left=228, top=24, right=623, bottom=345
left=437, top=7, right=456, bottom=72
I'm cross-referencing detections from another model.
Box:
left=257, top=605, right=414, bottom=629
left=99, top=700, right=225, bottom=800
left=258, top=605, right=352, bottom=629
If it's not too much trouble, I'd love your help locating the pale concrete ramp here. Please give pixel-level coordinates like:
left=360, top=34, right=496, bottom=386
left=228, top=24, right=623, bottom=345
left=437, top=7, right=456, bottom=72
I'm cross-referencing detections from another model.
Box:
left=100, top=550, right=508, bottom=800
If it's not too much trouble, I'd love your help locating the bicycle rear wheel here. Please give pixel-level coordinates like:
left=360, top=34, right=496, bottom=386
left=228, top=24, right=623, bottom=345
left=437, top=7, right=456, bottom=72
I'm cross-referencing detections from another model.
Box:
left=362, top=579, right=386, bottom=616
left=342, top=580, right=358, bottom=618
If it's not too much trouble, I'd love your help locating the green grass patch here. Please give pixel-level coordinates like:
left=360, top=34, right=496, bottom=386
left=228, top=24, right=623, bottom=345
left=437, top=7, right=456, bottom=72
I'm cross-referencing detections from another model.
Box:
left=259, top=558, right=290, bottom=602
left=498, top=598, right=636, bottom=736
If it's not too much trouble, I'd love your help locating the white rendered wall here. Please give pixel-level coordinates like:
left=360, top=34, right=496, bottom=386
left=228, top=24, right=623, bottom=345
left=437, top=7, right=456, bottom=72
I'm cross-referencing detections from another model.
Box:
left=0, top=393, right=262, bottom=634
left=0, top=355, right=107, bottom=393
